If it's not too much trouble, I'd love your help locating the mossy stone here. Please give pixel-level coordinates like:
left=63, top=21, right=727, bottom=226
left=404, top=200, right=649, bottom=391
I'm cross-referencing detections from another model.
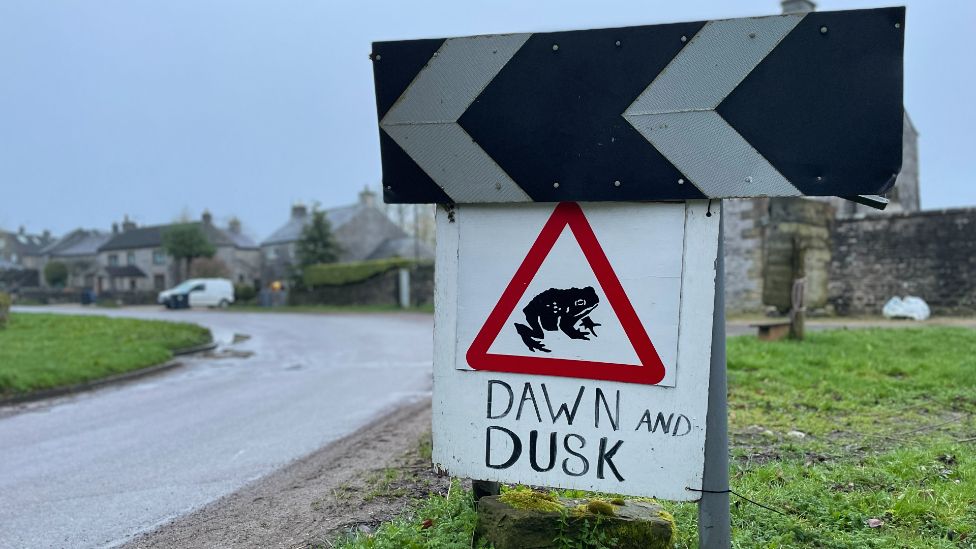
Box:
left=498, top=489, right=563, bottom=513
left=476, top=495, right=674, bottom=549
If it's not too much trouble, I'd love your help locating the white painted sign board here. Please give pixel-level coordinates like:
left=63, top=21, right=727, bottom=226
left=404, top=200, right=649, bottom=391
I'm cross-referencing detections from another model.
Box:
left=433, top=201, right=720, bottom=500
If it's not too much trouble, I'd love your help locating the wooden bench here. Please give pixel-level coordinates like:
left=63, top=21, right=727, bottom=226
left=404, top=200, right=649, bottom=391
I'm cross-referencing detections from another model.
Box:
left=750, top=320, right=792, bottom=341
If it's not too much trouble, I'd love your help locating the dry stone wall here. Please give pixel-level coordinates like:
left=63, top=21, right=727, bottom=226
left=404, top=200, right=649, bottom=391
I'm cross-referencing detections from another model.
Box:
left=828, top=208, right=976, bottom=315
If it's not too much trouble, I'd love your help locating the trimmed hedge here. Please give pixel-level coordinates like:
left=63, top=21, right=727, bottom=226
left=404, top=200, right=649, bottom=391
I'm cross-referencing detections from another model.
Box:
left=303, top=258, right=429, bottom=287
left=0, top=291, right=10, bottom=329
left=44, top=261, right=69, bottom=287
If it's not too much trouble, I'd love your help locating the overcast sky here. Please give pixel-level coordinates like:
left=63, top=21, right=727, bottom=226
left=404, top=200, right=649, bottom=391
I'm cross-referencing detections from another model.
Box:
left=2, top=0, right=973, bottom=241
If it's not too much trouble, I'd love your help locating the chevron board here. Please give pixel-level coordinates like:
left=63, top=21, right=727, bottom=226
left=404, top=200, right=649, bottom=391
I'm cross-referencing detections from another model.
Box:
left=371, top=8, right=904, bottom=204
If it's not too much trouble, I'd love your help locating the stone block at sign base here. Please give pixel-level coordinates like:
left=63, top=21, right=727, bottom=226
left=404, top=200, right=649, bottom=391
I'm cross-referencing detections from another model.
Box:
left=475, top=492, right=674, bottom=549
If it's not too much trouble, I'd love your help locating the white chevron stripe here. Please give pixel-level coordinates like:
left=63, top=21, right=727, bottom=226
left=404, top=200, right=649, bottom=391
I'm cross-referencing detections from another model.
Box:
left=629, top=111, right=801, bottom=197
left=623, top=15, right=805, bottom=197
left=381, top=34, right=532, bottom=203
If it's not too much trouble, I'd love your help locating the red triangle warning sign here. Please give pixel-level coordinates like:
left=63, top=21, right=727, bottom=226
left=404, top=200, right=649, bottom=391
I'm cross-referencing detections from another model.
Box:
left=466, top=202, right=666, bottom=385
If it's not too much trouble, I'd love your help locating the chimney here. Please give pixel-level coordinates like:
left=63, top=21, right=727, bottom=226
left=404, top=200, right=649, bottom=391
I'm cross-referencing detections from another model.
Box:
left=42, top=230, right=50, bottom=240
left=781, top=0, right=816, bottom=13
left=18, top=226, right=24, bottom=235
left=359, top=187, right=377, bottom=208
left=228, top=217, right=241, bottom=234
left=291, top=203, right=308, bottom=219
left=112, top=223, right=119, bottom=235
left=122, top=215, right=137, bottom=232
left=201, top=210, right=213, bottom=226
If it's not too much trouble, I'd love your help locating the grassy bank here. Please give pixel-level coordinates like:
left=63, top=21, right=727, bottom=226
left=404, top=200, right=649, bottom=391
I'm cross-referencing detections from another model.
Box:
left=335, top=328, right=976, bottom=548
left=0, top=313, right=211, bottom=397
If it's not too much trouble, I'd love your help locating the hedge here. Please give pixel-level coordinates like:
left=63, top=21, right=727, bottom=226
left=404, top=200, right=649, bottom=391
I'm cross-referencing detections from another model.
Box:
left=303, top=258, right=429, bottom=287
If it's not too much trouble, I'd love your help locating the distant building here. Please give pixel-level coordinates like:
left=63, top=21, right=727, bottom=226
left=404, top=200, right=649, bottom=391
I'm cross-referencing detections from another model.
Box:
left=261, top=188, right=434, bottom=282
left=0, top=226, right=54, bottom=269
left=31, top=229, right=111, bottom=288
left=95, top=212, right=260, bottom=293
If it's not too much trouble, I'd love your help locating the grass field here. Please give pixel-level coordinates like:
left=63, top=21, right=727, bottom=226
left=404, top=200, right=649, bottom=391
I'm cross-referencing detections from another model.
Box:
left=0, top=313, right=212, bottom=397
left=336, top=327, right=976, bottom=548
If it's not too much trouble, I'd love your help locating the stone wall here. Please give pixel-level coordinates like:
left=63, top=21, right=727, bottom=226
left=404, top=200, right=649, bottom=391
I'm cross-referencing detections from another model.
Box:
left=829, top=208, right=976, bottom=315
left=10, top=287, right=158, bottom=305
left=290, top=264, right=434, bottom=307
left=0, top=269, right=39, bottom=290
left=723, top=197, right=835, bottom=314
left=723, top=198, right=768, bottom=314
left=762, top=199, right=834, bottom=313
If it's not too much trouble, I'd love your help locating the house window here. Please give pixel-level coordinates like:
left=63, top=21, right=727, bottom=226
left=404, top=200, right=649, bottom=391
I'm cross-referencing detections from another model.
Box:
left=126, top=252, right=135, bottom=265
left=108, top=254, right=119, bottom=266
left=153, top=250, right=166, bottom=265
left=154, top=275, right=165, bottom=290
left=129, top=279, right=136, bottom=290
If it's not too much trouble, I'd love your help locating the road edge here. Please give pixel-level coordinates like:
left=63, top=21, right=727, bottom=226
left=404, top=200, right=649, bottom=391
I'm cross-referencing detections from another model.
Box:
left=124, top=396, right=435, bottom=549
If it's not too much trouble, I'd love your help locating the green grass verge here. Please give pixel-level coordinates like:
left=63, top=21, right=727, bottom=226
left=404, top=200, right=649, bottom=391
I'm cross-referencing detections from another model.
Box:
left=335, top=479, right=480, bottom=549
left=0, top=313, right=212, bottom=396
left=335, top=328, right=976, bottom=548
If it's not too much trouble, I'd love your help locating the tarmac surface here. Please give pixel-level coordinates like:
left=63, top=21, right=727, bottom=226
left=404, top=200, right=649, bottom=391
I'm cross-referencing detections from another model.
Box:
left=0, top=306, right=433, bottom=549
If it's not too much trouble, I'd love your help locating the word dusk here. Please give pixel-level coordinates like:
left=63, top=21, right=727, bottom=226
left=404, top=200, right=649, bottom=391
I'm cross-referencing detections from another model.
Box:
left=484, top=380, right=694, bottom=482
left=432, top=202, right=720, bottom=500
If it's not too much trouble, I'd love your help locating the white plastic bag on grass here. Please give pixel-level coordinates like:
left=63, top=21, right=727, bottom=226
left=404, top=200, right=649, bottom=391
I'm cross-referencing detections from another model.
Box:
left=882, top=296, right=930, bottom=321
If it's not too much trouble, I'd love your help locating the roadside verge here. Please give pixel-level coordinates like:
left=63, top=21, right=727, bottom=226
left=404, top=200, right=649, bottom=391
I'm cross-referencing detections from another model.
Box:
left=0, top=339, right=217, bottom=407
left=0, top=312, right=216, bottom=407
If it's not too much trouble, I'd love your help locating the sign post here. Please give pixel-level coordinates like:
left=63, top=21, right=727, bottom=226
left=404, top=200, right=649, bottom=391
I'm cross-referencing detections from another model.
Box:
left=370, top=8, right=903, bottom=546
left=699, top=206, right=730, bottom=547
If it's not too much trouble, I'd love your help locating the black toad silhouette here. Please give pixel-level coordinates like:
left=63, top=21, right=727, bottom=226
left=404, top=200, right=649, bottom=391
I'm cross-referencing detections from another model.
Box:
left=514, top=286, right=602, bottom=353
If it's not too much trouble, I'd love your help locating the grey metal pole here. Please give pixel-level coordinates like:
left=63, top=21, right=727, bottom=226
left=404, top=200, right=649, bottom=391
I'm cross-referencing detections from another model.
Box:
left=699, top=202, right=730, bottom=548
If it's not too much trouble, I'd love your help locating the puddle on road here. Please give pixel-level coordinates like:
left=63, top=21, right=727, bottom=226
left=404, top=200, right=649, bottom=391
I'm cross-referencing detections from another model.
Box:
left=202, top=349, right=255, bottom=359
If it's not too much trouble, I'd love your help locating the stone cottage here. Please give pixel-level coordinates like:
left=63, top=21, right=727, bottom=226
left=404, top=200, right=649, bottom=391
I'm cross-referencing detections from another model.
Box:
left=31, top=229, right=111, bottom=288
left=0, top=226, right=54, bottom=269
left=95, top=212, right=261, bottom=293
left=261, top=188, right=434, bottom=282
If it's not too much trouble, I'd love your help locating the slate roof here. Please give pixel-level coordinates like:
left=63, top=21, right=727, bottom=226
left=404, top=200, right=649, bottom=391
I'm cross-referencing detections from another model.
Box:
left=41, top=229, right=111, bottom=257
left=366, top=236, right=434, bottom=261
left=6, top=230, right=55, bottom=256
left=261, top=204, right=359, bottom=246
left=224, top=230, right=258, bottom=250
left=105, top=265, right=147, bottom=278
left=99, top=222, right=257, bottom=252
left=260, top=199, right=437, bottom=263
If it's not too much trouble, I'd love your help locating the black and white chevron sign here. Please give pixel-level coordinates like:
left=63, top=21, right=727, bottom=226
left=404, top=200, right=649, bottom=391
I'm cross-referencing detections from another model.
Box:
left=371, top=8, right=904, bottom=204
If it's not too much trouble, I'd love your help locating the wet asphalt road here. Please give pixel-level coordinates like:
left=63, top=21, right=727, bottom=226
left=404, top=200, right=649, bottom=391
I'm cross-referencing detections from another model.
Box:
left=0, top=306, right=433, bottom=549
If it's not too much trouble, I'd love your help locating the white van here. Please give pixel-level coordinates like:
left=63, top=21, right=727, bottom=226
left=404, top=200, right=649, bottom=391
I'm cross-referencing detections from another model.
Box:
left=158, top=278, right=234, bottom=309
